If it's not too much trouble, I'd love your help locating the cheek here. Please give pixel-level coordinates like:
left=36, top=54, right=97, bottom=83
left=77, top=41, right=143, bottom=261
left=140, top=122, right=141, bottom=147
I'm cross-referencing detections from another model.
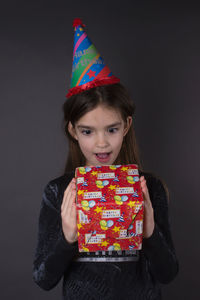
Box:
left=112, top=135, right=124, bottom=150
left=78, top=138, right=93, bottom=152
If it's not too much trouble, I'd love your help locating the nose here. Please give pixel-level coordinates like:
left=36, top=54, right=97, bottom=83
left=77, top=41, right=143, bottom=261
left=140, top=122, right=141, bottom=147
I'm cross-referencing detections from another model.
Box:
left=96, top=132, right=109, bottom=148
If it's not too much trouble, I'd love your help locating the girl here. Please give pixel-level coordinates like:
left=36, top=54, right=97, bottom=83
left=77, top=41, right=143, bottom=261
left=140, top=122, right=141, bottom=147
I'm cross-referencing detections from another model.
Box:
left=33, top=20, right=178, bottom=300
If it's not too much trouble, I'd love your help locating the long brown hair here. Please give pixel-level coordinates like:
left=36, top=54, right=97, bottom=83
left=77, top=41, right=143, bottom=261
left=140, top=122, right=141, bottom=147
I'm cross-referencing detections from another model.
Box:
left=62, top=83, right=143, bottom=172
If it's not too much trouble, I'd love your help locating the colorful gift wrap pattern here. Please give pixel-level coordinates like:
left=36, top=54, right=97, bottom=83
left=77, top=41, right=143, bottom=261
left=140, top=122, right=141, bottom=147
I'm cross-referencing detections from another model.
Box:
left=75, top=164, right=144, bottom=252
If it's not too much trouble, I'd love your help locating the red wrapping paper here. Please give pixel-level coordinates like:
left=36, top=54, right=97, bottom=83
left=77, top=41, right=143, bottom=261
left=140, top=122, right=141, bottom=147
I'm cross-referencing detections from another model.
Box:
left=75, top=164, right=144, bottom=252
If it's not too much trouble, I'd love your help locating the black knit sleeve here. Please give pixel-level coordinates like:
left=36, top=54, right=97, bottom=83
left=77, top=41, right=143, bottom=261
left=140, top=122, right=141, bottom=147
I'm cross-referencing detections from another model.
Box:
left=142, top=176, right=179, bottom=284
left=33, top=181, right=79, bottom=291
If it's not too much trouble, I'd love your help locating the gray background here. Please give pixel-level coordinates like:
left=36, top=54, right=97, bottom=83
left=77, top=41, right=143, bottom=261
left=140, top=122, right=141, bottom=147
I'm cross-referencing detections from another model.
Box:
left=1, top=1, right=199, bottom=299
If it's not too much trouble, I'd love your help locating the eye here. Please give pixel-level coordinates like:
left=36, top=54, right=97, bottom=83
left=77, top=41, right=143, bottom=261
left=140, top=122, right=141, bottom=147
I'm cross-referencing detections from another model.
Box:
left=81, top=129, right=92, bottom=135
left=108, top=127, right=118, bottom=134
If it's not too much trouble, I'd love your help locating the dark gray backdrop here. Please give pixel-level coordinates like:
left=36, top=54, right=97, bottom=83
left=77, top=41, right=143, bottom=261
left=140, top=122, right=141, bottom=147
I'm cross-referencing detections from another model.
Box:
left=1, top=1, right=199, bottom=299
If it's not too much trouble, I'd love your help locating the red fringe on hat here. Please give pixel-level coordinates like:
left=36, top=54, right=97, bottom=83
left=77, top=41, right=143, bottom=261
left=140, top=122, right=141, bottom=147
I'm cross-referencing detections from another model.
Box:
left=66, top=76, right=120, bottom=98
left=73, top=18, right=85, bottom=28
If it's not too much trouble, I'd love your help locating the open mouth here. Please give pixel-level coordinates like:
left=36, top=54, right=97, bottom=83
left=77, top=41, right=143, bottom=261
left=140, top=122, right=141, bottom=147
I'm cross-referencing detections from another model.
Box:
left=95, top=152, right=111, bottom=163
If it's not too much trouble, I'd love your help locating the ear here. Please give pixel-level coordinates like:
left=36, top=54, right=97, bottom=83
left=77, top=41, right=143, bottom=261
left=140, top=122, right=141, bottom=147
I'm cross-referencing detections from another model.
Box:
left=68, top=122, right=78, bottom=140
left=123, top=116, right=132, bottom=136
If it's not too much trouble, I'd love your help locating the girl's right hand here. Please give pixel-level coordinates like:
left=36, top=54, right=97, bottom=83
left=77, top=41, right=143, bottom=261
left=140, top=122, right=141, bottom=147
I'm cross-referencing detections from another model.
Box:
left=61, top=178, right=78, bottom=244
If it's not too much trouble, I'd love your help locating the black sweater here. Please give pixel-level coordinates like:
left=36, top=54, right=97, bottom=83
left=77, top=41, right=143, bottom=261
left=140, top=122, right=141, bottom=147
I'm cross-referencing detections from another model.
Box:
left=33, top=171, right=178, bottom=299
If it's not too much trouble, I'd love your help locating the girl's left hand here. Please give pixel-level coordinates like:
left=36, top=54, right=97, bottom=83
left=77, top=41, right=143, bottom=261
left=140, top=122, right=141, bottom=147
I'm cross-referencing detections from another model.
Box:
left=140, top=176, right=155, bottom=238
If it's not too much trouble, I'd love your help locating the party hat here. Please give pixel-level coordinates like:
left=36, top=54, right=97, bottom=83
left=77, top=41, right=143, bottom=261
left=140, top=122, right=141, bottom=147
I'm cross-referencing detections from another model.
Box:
left=66, top=18, right=120, bottom=98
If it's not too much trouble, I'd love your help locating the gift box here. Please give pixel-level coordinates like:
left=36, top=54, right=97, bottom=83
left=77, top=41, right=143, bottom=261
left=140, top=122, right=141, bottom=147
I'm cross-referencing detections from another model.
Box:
left=75, top=164, right=144, bottom=252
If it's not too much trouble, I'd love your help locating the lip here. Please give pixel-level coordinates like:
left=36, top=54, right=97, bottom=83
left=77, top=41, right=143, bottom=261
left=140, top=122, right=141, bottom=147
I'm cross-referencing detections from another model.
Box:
left=95, top=152, right=111, bottom=163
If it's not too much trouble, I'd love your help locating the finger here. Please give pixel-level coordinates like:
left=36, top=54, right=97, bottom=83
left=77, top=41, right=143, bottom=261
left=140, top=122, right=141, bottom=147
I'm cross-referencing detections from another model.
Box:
left=70, top=201, right=77, bottom=221
left=62, top=188, right=73, bottom=216
left=140, top=177, right=147, bottom=191
left=143, top=187, right=152, bottom=207
left=68, top=189, right=77, bottom=216
left=140, top=178, right=151, bottom=204
left=140, top=176, right=145, bottom=182
left=61, top=179, right=73, bottom=209
left=142, top=183, right=148, bottom=194
left=61, top=178, right=75, bottom=211
left=140, top=177, right=146, bottom=185
left=62, top=181, right=76, bottom=214
left=63, top=182, right=76, bottom=216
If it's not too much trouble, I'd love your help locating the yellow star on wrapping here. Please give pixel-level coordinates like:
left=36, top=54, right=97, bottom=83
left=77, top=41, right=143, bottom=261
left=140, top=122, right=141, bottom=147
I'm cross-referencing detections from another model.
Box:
left=80, top=28, right=83, bottom=31
left=94, top=206, right=103, bottom=213
left=101, top=240, right=109, bottom=247
left=78, top=190, right=84, bottom=195
left=91, top=171, right=98, bottom=176
left=112, top=226, right=120, bottom=232
left=121, top=166, right=128, bottom=171
left=82, top=246, right=89, bottom=252
left=77, top=224, right=82, bottom=230
left=128, top=201, right=135, bottom=208
left=77, top=33, right=80, bottom=36
left=108, top=185, right=116, bottom=190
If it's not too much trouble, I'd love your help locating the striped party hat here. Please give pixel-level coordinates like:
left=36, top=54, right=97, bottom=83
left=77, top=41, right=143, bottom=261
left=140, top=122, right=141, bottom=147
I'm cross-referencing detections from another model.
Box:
left=66, top=18, right=120, bottom=98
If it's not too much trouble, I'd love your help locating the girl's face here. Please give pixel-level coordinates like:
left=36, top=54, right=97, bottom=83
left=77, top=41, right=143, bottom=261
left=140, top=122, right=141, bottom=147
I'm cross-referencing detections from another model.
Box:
left=68, top=105, right=132, bottom=166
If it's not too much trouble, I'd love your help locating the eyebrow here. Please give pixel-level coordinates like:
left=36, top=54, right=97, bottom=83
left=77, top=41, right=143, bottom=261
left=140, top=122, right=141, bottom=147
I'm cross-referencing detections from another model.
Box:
left=77, top=122, right=122, bottom=130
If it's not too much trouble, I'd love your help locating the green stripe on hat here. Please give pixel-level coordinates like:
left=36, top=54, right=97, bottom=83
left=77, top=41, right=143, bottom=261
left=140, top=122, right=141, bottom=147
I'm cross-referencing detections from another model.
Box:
left=71, top=44, right=98, bottom=87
